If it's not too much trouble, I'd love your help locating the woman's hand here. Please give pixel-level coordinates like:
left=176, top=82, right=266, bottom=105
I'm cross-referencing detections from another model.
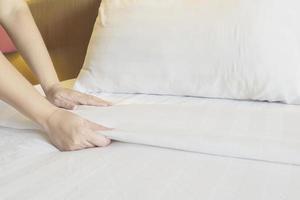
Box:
left=46, top=83, right=112, bottom=110
left=0, top=1, right=113, bottom=152
left=43, top=108, right=112, bottom=151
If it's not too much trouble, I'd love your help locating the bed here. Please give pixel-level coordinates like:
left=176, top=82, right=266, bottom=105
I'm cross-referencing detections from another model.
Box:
left=1, top=79, right=300, bottom=200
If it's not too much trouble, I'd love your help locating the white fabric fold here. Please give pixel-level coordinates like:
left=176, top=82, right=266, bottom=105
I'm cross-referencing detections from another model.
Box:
left=1, top=99, right=300, bottom=165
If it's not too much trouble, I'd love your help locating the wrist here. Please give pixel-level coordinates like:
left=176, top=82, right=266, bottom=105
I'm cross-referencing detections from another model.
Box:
left=35, top=105, right=59, bottom=132
left=42, top=78, right=60, bottom=95
left=44, top=82, right=62, bottom=97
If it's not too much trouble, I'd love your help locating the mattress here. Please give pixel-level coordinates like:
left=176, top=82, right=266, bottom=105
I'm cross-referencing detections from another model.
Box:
left=1, top=79, right=300, bottom=200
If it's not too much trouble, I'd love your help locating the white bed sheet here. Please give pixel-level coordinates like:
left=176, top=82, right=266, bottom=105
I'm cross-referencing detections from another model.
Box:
left=2, top=88, right=300, bottom=165
left=1, top=79, right=300, bottom=199
left=1, top=127, right=300, bottom=200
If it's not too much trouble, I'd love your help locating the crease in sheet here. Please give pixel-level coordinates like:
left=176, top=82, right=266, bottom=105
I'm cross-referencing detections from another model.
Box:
left=1, top=103, right=300, bottom=166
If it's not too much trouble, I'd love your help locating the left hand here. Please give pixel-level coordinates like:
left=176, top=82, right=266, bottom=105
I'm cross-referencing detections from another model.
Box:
left=45, top=83, right=112, bottom=109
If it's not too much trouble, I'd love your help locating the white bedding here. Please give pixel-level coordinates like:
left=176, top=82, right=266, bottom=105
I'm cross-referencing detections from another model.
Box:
left=1, top=80, right=300, bottom=199
left=76, top=0, right=300, bottom=105
left=2, top=90, right=300, bottom=165
left=2, top=127, right=300, bottom=200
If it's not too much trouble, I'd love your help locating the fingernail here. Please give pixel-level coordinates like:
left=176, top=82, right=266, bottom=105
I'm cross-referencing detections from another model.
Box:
left=105, top=138, right=111, bottom=146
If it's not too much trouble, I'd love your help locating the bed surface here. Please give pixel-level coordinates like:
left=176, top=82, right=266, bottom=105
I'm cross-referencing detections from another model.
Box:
left=1, top=79, right=300, bottom=200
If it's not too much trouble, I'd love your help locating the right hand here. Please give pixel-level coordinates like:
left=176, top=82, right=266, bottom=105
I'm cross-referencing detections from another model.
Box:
left=43, top=109, right=112, bottom=151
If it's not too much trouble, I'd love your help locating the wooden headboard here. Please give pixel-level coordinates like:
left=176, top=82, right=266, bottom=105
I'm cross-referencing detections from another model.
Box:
left=5, top=0, right=101, bottom=84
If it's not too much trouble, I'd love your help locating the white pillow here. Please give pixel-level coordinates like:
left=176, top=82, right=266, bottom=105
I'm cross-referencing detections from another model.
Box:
left=75, top=0, right=300, bottom=104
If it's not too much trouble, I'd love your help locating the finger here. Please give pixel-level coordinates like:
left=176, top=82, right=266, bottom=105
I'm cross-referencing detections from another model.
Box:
left=87, top=134, right=111, bottom=147
left=83, top=140, right=96, bottom=149
left=87, top=120, right=114, bottom=131
left=55, top=99, right=77, bottom=110
left=76, top=93, right=112, bottom=107
left=63, top=102, right=77, bottom=110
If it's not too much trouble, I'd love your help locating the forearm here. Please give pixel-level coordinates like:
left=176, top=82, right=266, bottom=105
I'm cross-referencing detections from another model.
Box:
left=0, top=0, right=59, bottom=92
left=0, top=52, right=57, bottom=126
